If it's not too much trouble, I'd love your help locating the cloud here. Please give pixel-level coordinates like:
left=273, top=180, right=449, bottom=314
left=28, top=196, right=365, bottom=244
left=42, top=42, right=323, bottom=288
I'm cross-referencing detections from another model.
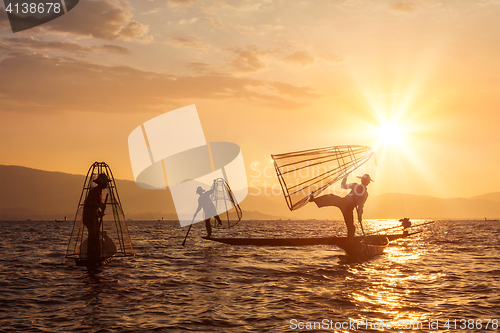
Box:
left=163, top=36, right=210, bottom=49
left=225, top=47, right=323, bottom=74
left=118, top=21, right=150, bottom=40
left=178, top=17, right=226, bottom=30
left=216, top=0, right=270, bottom=12
left=228, top=46, right=268, bottom=73
left=1, top=37, right=130, bottom=55
left=231, top=23, right=284, bottom=37
left=0, top=54, right=316, bottom=113
left=13, top=0, right=150, bottom=41
left=0, top=7, right=11, bottom=30
left=230, top=23, right=255, bottom=34
left=318, top=52, right=347, bottom=63
left=141, top=7, right=163, bottom=15
left=389, top=2, right=417, bottom=13
left=186, top=62, right=213, bottom=73
left=198, top=17, right=226, bottom=30
left=168, top=0, right=197, bottom=7
left=226, top=46, right=282, bottom=73
left=269, top=81, right=316, bottom=98
left=139, top=34, right=155, bottom=44
left=93, top=44, right=131, bottom=53
left=283, top=51, right=315, bottom=66
left=259, top=24, right=284, bottom=31
left=179, top=18, right=199, bottom=25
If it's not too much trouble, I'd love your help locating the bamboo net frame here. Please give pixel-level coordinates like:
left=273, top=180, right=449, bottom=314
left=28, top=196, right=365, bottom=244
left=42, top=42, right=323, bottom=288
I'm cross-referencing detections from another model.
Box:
left=271, top=145, right=374, bottom=211
left=211, top=178, right=243, bottom=229
left=66, top=162, right=134, bottom=262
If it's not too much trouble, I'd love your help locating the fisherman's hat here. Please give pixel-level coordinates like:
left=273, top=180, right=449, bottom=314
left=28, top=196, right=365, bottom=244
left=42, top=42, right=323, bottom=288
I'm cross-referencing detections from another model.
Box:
left=93, top=173, right=111, bottom=185
left=196, top=186, right=204, bottom=194
left=357, top=174, right=374, bottom=182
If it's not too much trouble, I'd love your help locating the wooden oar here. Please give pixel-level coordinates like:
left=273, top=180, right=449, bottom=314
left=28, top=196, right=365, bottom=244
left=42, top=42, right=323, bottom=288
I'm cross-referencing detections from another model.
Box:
left=366, top=220, right=436, bottom=237
left=181, top=215, right=196, bottom=246
left=356, top=207, right=366, bottom=237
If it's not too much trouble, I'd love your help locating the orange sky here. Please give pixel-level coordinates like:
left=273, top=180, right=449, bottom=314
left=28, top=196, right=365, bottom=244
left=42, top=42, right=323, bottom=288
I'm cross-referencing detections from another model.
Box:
left=0, top=0, right=499, bottom=199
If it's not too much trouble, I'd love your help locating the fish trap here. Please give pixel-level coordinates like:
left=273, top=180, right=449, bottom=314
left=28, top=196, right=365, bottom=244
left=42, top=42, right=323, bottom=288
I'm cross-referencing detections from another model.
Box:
left=66, top=162, right=134, bottom=265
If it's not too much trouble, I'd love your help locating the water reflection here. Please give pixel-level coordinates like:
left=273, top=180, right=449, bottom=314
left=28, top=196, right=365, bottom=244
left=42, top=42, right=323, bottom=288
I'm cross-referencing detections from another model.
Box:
left=3, top=219, right=498, bottom=332
left=78, top=273, right=108, bottom=330
left=337, top=226, right=441, bottom=327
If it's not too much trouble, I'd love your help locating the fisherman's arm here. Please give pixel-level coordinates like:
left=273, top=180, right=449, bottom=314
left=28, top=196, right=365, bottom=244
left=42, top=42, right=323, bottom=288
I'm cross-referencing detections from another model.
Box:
left=84, top=189, right=105, bottom=213
left=98, top=201, right=106, bottom=212
left=193, top=200, right=202, bottom=217
left=341, top=174, right=355, bottom=190
left=85, top=201, right=99, bottom=209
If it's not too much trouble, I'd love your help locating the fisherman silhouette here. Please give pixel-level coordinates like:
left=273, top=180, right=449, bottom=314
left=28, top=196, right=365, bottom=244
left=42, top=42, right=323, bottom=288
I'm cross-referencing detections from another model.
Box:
left=309, top=173, right=374, bottom=241
left=194, top=181, right=223, bottom=238
left=83, top=173, right=110, bottom=260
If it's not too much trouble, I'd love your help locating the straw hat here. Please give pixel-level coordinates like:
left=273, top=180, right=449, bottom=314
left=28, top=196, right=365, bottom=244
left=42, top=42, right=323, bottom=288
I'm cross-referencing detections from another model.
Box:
left=357, top=174, right=374, bottom=182
left=93, top=173, right=111, bottom=185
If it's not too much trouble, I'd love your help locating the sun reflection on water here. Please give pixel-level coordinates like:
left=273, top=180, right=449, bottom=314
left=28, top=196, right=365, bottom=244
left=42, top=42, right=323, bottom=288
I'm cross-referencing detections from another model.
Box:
left=339, top=219, right=442, bottom=327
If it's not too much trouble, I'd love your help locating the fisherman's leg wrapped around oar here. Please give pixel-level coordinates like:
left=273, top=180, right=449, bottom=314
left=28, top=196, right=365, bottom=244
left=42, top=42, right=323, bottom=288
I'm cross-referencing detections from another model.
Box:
left=310, top=194, right=356, bottom=240
left=311, top=194, right=344, bottom=208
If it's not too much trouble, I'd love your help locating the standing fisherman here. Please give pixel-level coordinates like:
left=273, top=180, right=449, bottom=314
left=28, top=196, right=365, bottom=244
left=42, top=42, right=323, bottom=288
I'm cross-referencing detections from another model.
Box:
left=83, top=173, right=110, bottom=260
left=194, top=180, right=223, bottom=238
left=309, top=173, right=374, bottom=240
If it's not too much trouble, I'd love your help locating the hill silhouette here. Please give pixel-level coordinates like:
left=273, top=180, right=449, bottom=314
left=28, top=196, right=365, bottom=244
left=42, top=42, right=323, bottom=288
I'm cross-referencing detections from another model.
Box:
left=0, top=165, right=498, bottom=220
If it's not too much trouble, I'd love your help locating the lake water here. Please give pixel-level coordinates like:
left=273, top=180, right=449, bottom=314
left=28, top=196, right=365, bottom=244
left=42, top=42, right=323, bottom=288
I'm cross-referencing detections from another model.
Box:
left=0, top=219, right=499, bottom=332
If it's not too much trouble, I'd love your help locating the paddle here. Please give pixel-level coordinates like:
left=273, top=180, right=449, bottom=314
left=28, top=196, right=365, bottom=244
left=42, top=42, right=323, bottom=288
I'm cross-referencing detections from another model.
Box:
left=356, top=206, right=366, bottom=237
left=181, top=215, right=196, bottom=246
left=365, top=220, right=436, bottom=237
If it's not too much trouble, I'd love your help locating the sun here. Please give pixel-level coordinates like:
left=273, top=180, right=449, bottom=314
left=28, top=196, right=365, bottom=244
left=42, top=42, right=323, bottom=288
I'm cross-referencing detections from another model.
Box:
left=375, top=120, right=405, bottom=146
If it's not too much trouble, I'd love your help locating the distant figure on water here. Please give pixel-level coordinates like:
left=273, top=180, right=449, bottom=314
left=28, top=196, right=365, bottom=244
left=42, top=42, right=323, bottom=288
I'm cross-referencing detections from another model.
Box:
left=400, top=217, right=411, bottom=236
left=83, top=173, right=110, bottom=260
left=194, top=181, right=222, bottom=238
left=309, top=173, right=374, bottom=240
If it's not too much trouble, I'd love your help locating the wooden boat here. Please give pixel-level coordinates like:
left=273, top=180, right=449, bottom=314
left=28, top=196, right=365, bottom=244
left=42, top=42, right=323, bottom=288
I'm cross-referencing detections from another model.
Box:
left=75, top=256, right=114, bottom=270
left=335, top=235, right=389, bottom=261
left=202, top=231, right=420, bottom=247
left=203, top=230, right=425, bottom=261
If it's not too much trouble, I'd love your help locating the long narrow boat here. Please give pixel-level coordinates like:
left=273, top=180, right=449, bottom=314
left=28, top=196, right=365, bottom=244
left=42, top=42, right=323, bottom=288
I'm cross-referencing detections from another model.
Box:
left=335, top=235, right=389, bottom=261
left=203, top=229, right=426, bottom=261
left=202, top=230, right=422, bottom=247
left=75, top=256, right=114, bottom=270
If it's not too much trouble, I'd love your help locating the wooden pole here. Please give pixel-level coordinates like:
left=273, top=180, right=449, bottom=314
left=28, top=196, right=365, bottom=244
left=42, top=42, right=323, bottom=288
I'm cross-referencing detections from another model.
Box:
left=182, top=216, right=196, bottom=246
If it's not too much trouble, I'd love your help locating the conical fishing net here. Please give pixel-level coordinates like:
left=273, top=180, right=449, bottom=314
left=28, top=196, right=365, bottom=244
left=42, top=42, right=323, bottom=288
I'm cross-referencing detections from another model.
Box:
left=272, top=145, right=374, bottom=211
left=211, top=178, right=242, bottom=229
left=66, top=162, right=134, bottom=262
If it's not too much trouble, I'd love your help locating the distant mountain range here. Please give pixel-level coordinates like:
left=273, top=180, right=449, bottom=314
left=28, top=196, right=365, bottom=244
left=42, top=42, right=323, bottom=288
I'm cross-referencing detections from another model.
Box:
left=1, top=165, right=499, bottom=220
